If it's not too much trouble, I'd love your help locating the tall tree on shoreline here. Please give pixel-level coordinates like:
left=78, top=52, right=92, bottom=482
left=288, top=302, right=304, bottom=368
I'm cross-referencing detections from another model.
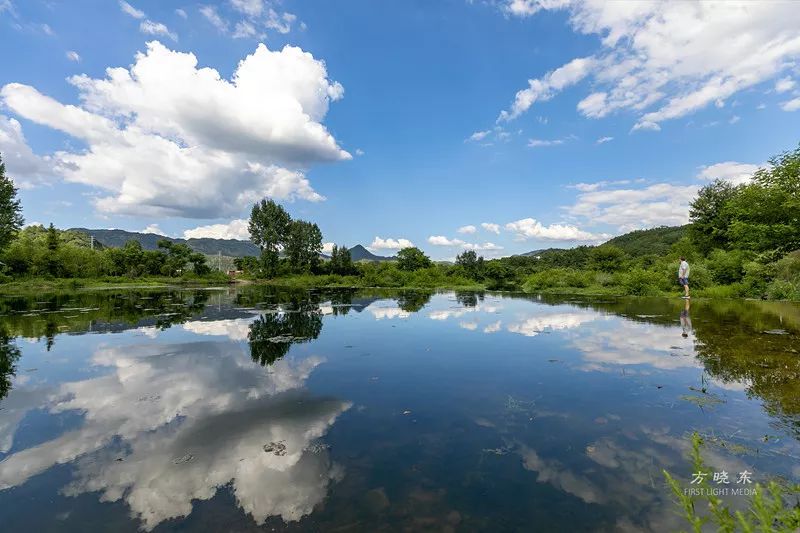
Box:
left=285, top=220, right=322, bottom=272
left=248, top=199, right=291, bottom=277
left=0, top=154, right=24, bottom=253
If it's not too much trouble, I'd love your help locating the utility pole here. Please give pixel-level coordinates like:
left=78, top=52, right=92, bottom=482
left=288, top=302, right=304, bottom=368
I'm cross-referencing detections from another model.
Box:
left=90, top=235, right=94, bottom=250
left=218, top=251, right=222, bottom=272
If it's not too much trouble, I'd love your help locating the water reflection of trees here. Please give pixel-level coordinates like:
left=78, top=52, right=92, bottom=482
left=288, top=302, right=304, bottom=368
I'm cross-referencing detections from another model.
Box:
left=455, top=291, right=483, bottom=308
left=0, top=289, right=212, bottom=345
left=533, top=295, right=800, bottom=436
left=248, top=306, right=323, bottom=367
left=0, top=327, right=21, bottom=401
left=395, top=290, right=432, bottom=312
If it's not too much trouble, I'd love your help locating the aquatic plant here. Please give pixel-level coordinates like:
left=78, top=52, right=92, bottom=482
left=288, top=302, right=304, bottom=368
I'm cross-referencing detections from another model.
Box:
left=663, top=432, right=800, bottom=532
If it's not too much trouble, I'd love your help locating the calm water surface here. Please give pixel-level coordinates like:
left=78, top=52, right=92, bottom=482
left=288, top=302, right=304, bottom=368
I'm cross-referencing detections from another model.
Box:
left=0, top=287, right=798, bottom=531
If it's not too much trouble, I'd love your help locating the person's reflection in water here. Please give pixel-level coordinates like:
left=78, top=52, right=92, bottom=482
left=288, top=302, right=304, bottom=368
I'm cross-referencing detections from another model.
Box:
left=680, top=298, right=692, bottom=338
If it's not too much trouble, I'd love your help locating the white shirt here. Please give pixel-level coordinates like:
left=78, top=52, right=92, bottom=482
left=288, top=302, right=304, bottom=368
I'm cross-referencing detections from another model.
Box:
left=679, top=260, right=690, bottom=278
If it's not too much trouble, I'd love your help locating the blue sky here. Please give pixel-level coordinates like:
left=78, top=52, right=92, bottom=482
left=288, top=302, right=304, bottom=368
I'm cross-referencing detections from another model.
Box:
left=1, top=0, right=799, bottom=259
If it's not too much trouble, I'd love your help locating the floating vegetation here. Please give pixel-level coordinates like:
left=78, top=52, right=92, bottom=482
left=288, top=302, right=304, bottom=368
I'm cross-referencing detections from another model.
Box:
left=505, top=395, right=536, bottom=414
left=482, top=446, right=511, bottom=456
left=263, top=441, right=287, bottom=456
left=304, top=442, right=329, bottom=454
left=172, top=453, right=194, bottom=464
left=680, top=393, right=725, bottom=409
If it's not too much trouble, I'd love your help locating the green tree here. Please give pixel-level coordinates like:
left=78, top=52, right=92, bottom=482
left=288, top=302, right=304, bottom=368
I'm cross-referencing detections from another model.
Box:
left=688, top=179, right=738, bottom=253
left=396, top=247, right=432, bottom=271
left=189, top=252, right=210, bottom=275
left=329, top=244, right=354, bottom=275
left=233, top=256, right=259, bottom=273
left=456, top=250, right=485, bottom=279
left=46, top=223, right=59, bottom=251
left=248, top=199, right=292, bottom=277
left=724, top=146, right=800, bottom=253
left=589, top=245, right=626, bottom=273
left=285, top=220, right=322, bottom=272
left=0, top=154, right=24, bottom=252
left=157, top=239, right=192, bottom=276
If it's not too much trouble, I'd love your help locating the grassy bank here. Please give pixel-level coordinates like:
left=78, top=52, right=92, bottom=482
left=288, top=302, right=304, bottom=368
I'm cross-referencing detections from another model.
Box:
left=2, top=272, right=798, bottom=302
left=0, top=273, right=233, bottom=295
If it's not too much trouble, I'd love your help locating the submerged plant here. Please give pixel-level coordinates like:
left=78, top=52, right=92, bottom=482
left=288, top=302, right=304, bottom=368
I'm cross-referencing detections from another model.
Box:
left=663, top=432, right=800, bottom=532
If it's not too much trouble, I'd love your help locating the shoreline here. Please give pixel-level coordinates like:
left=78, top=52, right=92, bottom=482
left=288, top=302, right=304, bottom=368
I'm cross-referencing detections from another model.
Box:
left=1, top=276, right=798, bottom=303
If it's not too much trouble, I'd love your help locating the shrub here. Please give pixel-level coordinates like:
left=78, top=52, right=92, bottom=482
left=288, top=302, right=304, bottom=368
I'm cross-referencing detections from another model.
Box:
left=773, top=250, right=800, bottom=282
left=620, top=268, right=661, bottom=296
left=522, top=268, right=592, bottom=291
left=707, top=249, right=752, bottom=284
left=766, top=280, right=799, bottom=300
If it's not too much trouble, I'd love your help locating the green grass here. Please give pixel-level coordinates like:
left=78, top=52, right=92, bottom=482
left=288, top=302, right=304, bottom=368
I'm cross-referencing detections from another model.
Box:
left=0, top=274, right=233, bottom=294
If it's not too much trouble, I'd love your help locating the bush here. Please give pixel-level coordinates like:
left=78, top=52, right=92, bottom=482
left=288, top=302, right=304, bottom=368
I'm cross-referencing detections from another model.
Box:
left=620, top=268, right=661, bottom=296
left=766, top=280, right=800, bottom=300
left=774, top=251, right=800, bottom=282
left=523, top=268, right=592, bottom=291
left=707, top=249, right=751, bottom=284
left=740, top=260, right=777, bottom=296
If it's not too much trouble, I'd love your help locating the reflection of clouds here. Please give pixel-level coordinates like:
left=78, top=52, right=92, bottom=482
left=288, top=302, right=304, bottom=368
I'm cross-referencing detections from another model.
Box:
left=516, top=425, right=756, bottom=532
left=573, top=322, right=700, bottom=371
left=0, top=386, right=51, bottom=453
left=484, top=321, right=502, bottom=333
left=518, top=444, right=605, bottom=504
left=0, top=340, right=349, bottom=530
left=428, top=304, right=501, bottom=321
left=459, top=321, right=478, bottom=331
left=709, top=377, right=751, bottom=392
left=181, top=317, right=256, bottom=341
left=367, top=303, right=411, bottom=320
left=506, top=311, right=596, bottom=337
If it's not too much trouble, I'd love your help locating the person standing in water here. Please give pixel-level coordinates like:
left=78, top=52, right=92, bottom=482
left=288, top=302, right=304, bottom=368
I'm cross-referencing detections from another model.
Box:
left=678, top=256, right=690, bottom=298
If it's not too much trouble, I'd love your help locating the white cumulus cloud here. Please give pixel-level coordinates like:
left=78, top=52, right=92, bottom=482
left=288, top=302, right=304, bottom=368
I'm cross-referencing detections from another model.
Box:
left=369, top=237, right=414, bottom=250
left=1, top=41, right=348, bottom=218
left=565, top=183, right=698, bottom=232
left=782, top=97, right=800, bottom=112
left=0, top=114, right=54, bottom=188
left=499, top=56, right=594, bottom=121
left=141, top=224, right=165, bottom=235
left=457, top=225, right=477, bottom=234
left=66, top=50, right=81, bottom=62
left=183, top=218, right=250, bottom=240
left=696, top=161, right=759, bottom=185
left=428, top=235, right=465, bottom=246
left=774, top=77, right=796, bottom=93
left=505, top=218, right=607, bottom=242
left=497, top=1, right=800, bottom=129
left=139, top=20, right=178, bottom=41
left=119, top=0, right=145, bottom=19
left=481, top=222, right=501, bottom=234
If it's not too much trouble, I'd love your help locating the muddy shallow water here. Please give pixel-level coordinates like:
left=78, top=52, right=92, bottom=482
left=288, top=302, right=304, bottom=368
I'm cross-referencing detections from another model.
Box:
left=0, top=287, right=798, bottom=531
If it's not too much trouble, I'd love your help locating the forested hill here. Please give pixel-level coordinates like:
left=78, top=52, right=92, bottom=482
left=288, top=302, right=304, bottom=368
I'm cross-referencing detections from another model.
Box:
left=518, top=225, right=688, bottom=259
left=71, top=228, right=261, bottom=257
left=602, top=225, right=688, bottom=256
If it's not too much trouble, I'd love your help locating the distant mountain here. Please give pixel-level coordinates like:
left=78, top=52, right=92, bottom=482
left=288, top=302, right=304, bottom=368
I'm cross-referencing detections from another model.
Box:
left=348, top=244, right=393, bottom=262
left=70, top=228, right=260, bottom=257
left=70, top=228, right=394, bottom=261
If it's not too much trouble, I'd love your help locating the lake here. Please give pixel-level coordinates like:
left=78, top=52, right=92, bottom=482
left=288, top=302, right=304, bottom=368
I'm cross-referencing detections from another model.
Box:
left=0, top=287, right=798, bottom=531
